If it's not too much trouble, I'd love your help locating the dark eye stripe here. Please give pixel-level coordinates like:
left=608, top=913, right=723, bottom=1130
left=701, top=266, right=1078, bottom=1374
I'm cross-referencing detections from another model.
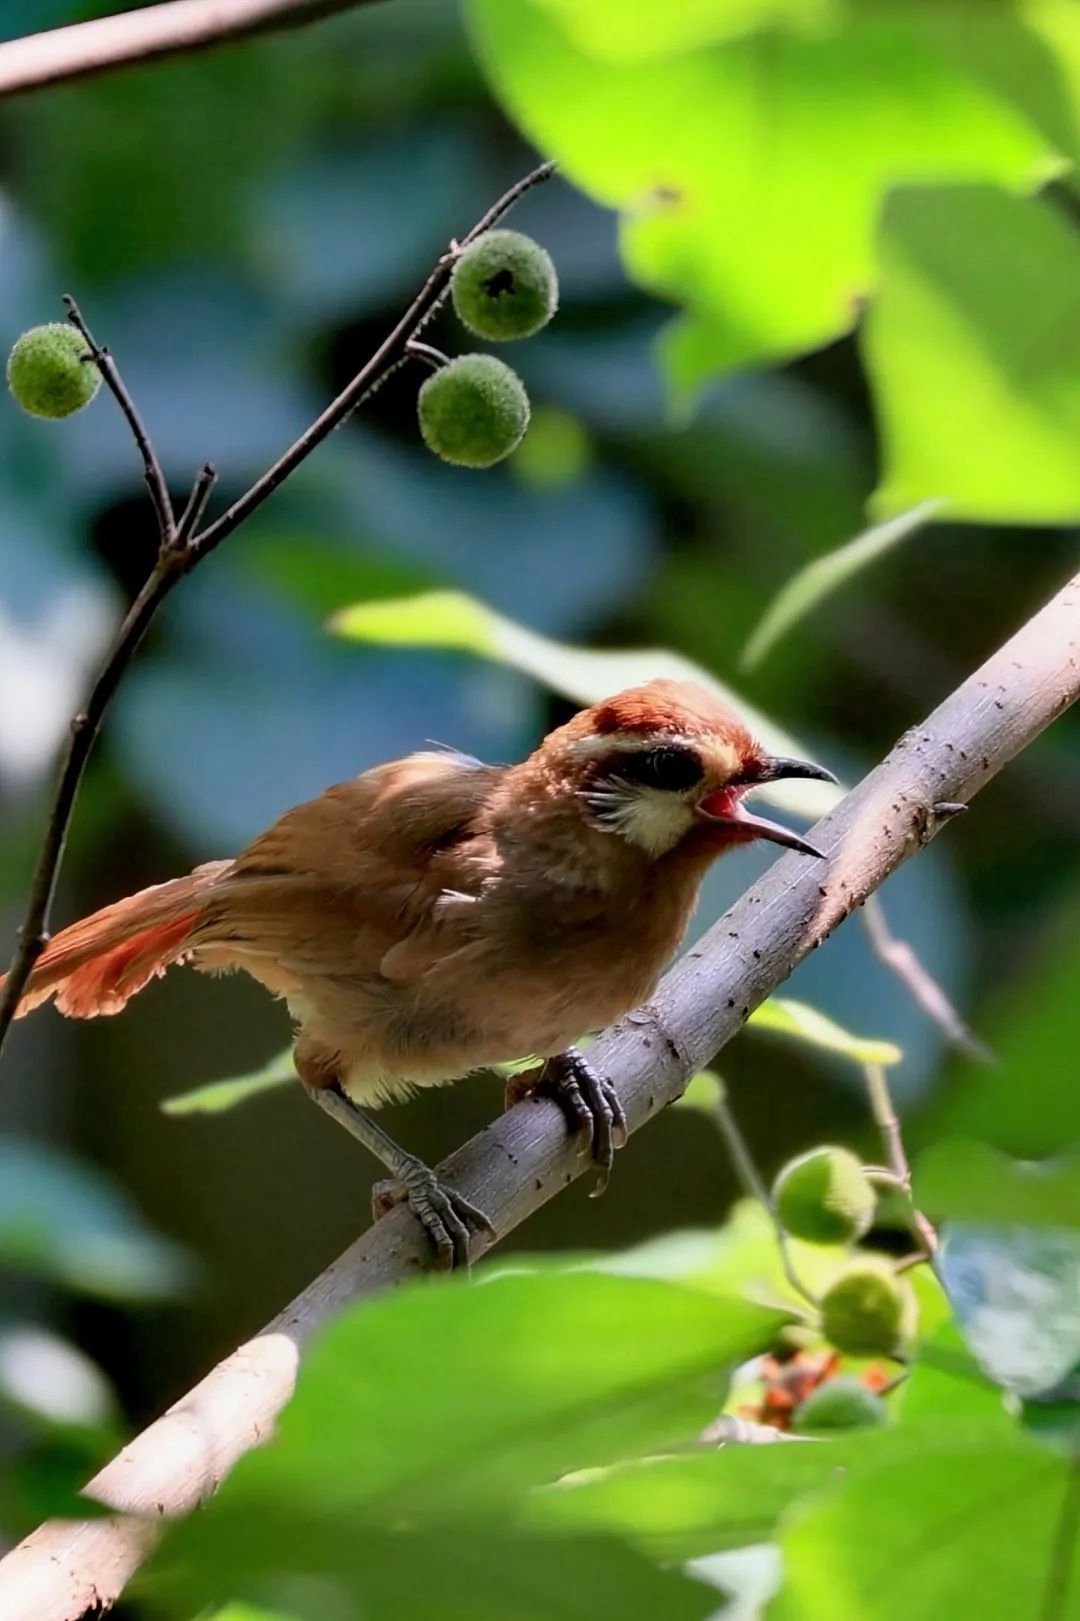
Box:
left=615, top=746, right=703, bottom=792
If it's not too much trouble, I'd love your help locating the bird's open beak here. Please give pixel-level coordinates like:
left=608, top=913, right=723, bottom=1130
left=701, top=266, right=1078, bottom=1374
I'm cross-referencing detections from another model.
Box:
left=696, top=753, right=836, bottom=860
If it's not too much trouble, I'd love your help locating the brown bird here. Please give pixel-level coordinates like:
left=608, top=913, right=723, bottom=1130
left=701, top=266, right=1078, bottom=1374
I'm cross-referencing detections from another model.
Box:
left=2, top=680, right=833, bottom=1265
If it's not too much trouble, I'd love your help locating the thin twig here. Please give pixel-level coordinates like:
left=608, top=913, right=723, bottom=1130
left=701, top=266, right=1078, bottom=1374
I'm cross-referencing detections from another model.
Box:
left=710, top=1092, right=817, bottom=1307
left=185, top=159, right=556, bottom=564
left=861, top=893, right=992, bottom=1063
left=0, top=162, right=557, bottom=1063
left=0, top=559, right=1078, bottom=1620
left=0, top=0, right=386, bottom=98
left=862, top=1061, right=937, bottom=1256
left=62, top=295, right=176, bottom=542
left=405, top=339, right=450, bottom=370
left=176, top=462, right=218, bottom=544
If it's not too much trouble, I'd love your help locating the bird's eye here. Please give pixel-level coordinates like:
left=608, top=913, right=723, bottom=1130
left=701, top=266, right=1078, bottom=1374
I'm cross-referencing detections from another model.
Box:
left=618, top=746, right=704, bottom=792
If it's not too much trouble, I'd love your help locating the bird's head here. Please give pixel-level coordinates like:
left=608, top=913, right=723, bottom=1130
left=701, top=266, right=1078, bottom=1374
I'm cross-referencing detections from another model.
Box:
left=537, top=679, right=835, bottom=861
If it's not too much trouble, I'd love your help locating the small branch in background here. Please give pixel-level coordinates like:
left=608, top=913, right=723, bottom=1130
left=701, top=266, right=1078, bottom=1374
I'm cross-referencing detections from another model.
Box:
left=862, top=1061, right=937, bottom=1256
left=0, top=161, right=556, bottom=1066
left=710, top=1090, right=817, bottom=1308
left=860, top=893, right=992, bottom=1064
left=0, top=0, right=387, bottom=98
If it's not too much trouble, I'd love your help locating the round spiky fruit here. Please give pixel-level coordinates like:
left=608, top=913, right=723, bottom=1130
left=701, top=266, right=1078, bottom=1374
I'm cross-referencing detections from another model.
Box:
left=7, top=323, right=101, bottom=419
left=820, top=1259, right=915, bottom=1357
left=793, top=1376, right=890, bottom=1433
left=451, top=230, right=558, bottom=342
left=417, top=354, right=530, bottom=469
left=774, top=1147, right=876, bottom=1246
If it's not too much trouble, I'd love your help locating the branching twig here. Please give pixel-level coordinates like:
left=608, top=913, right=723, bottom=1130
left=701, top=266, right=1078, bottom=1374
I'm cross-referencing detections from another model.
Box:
left=0, top=161, right=556, bottom=1063
left=0, top=561, right=1077, bottom=1621
left=861, top=893, right=991, bottom=1063
left=0, top=0, right=387, bottom=98
left=709, top=1090, right=817, bottom=1307
left=863, top=1061, right=937, bottom=1256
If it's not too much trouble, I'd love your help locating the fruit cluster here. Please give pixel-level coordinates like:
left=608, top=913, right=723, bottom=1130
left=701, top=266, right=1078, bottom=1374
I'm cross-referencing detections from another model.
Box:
left=418, top=229, right=558, bottom=469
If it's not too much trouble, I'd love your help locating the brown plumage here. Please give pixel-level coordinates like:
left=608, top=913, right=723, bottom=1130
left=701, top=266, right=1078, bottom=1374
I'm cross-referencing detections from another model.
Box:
left=3, top=680, right=833, bottom=1264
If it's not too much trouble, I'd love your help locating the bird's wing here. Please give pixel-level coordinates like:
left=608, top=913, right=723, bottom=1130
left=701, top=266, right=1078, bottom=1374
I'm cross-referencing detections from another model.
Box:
left=192, top=752, right=501, bottom=981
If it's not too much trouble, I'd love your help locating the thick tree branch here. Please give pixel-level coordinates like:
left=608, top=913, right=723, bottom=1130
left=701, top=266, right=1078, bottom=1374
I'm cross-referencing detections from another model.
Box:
left=0, top=564, right=1076, bottom=1620
left=0, top=0, right=386, bottom=97
left=0, top=160, right=555, bottom=1063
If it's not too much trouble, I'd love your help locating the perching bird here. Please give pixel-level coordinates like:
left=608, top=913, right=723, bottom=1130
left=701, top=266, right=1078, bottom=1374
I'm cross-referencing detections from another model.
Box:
left=3, top=680, right=833, bottom=1266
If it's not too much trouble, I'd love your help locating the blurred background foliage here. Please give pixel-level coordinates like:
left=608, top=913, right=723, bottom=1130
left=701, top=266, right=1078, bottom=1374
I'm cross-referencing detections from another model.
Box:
left=0, top=1, right=1078, bottom=1616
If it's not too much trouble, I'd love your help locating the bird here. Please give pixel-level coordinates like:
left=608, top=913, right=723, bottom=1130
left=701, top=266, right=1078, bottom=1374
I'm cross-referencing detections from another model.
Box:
left=1, top=679, right=834, bottom=1267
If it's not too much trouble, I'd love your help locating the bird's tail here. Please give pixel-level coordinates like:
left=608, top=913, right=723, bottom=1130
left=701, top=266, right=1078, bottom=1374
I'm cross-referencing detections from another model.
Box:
left=0, top=860, right=231, bottom=1019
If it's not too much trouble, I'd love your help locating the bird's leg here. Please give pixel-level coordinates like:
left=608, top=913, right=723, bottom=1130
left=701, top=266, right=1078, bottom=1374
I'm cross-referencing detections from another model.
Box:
left=305, top=1080, right=494, bottom=1270
left=507, top=1046, right=628, bottom=1192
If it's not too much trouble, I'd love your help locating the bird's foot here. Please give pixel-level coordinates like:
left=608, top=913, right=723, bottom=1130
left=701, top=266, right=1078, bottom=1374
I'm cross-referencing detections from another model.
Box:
left=509, top=1048, right=627, bottom=1193
left=372, top=1157, right=495, bottom=1270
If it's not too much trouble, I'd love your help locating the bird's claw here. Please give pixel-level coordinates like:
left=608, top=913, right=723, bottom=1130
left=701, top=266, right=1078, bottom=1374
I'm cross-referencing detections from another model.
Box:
left=538, top=1048, right=628, bottom=1192
left=372, top=1161, right=495, bottom=1271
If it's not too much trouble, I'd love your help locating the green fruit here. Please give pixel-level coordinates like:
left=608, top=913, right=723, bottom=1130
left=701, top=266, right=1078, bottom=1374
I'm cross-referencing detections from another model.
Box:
left=417, top=354, right=530, bottom=469
left=451, top=230, right=558, bottom=342
left=820, top=1259, right=916, bottom=1357
left=7, top=323, right=101, bottom=419
left=793, top=1377, right=890, bottom=1433
left=774, top=1147, right=876, bottom=1245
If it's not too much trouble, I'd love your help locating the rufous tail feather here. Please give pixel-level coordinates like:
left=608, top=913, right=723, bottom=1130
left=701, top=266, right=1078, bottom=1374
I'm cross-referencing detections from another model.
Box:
left=0, top=860, right=230, bottom=1019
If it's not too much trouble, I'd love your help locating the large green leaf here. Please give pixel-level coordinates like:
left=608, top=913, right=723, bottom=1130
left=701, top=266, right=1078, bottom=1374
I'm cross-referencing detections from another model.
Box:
left=915, top=1138, right=1080, bottom=1228
left=521, top=1438, right=868, bottom=1560
left=866, top=185, right=1080, bottom=522
left=331, top=590, right=841, bottom=819
left=530, top=0, right=840, bottom=60
left=153, top=1520, right=717, bottom=1621
left=772, top=1431, right=1080, bottom=1620
left=467, top=1, right=1056, bottom=389
left=183, top=1271, right=784, bottom=1521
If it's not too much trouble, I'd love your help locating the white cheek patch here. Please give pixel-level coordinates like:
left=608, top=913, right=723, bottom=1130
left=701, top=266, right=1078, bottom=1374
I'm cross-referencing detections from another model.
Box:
left=587, top=785, right=696, bottom=855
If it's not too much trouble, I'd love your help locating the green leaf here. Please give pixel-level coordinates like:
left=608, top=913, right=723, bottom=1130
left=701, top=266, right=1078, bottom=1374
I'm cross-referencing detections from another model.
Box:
left=939, top=1224, right=1080, bottom=1399
left=0, top=1139, right=191, bottom=1302
left=741, top=501, right=940, bottom=669
left=748, top=998, right=902, bottom=1067
left=675, top=1070, right=727, bottom=1115
left=153, top=1521, right=718, bottom=1621
left=522, top=1438, right=869, bottom=1560
left=899, top=1319, right=1011, bottom=1430
left=915, top=1139, right=1080, bottom=1228
left=866, top=184, right=1080, bottom=522
left=192, top=1271, right=785, bottom=1522
left=529, top=0, right=841, bottom=61
left=161, top=1050, right=295, bottom=1116
left=467, top=2, right=1057, bottom=389
left=931, top=908, right=1080, bottom=1157
left=331, top=590, right=841, bottom=820
left=772, top=1432, right=1080, bottom=1621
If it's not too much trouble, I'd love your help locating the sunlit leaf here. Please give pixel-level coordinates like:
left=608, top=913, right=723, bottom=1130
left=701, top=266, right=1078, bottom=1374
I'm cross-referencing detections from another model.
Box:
left=867, top=184, right=1080, bottom=522
left=161, top=1050, right=295, bottom=1116
left=773, top=1430, right=1079, bottom=1621
left=741, top=501, right=941, bottom=669
left=531, top=0, right=841, bottom=61
left=748, top=998, right=901, bottom=1067
left=916, top=1138, right=1080, bottom=1228
left=468, top=0, right=1057, bottom=390
left=331, top=590, right=841, bottom=819
left=675, top=1070, right=727, bottom=1114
